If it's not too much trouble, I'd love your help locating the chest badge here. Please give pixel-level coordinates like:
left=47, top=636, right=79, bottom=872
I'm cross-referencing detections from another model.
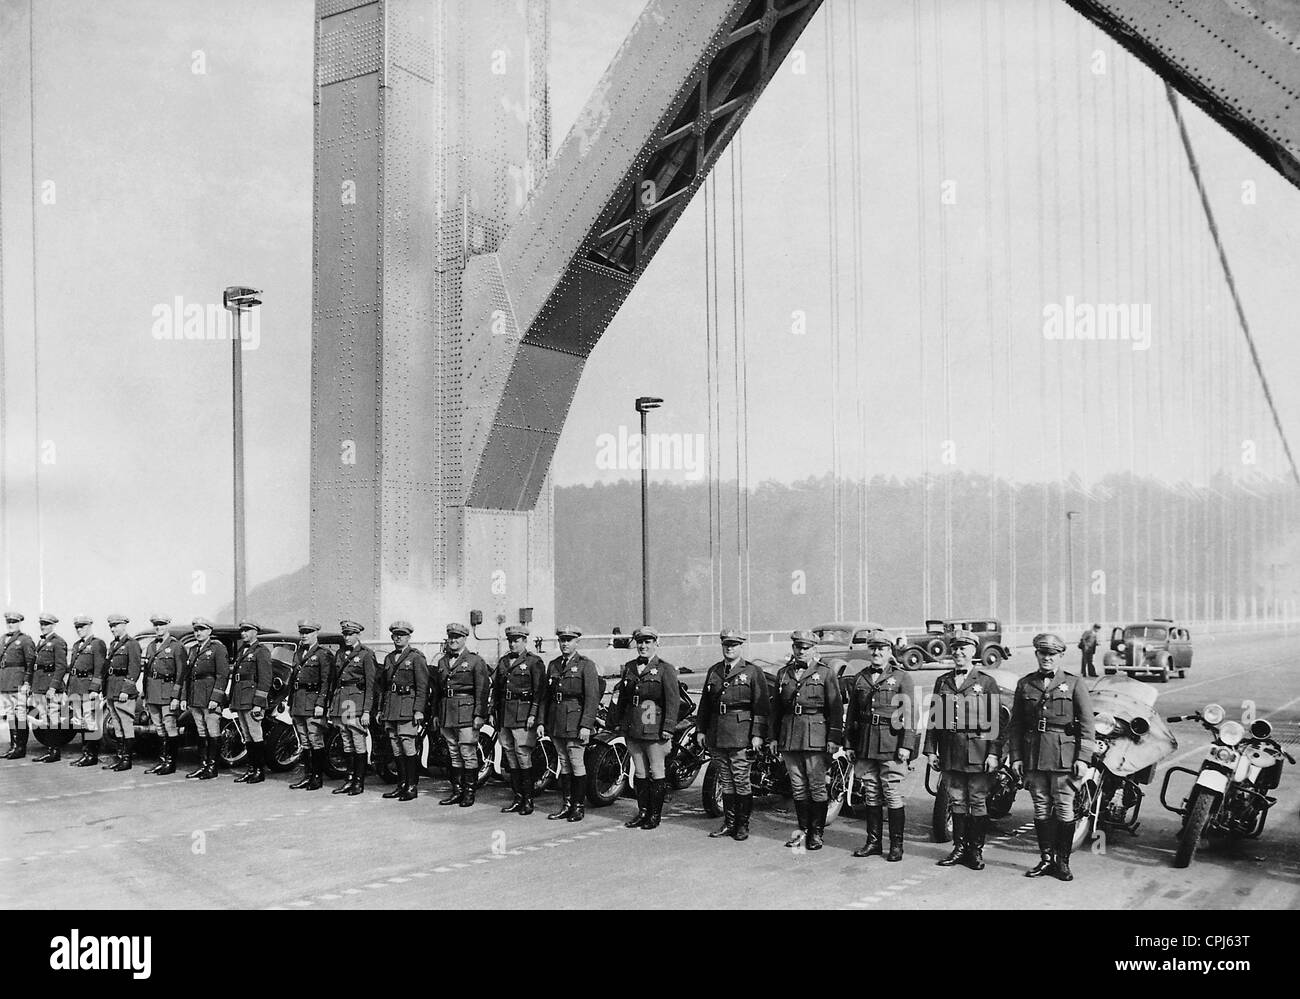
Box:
left=649, top=668, right=658, bottom=678
left=885, top=677, right=896, bottom=687
left=972, top=684, right=983, bottom=695
left=1056, top=683, right=1069, bottom=693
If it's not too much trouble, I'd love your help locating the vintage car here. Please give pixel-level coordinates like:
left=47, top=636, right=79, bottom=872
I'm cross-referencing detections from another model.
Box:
left=897, top=617, right=1012, bottom=669
left=1102, top=619, right=1192, bottom=683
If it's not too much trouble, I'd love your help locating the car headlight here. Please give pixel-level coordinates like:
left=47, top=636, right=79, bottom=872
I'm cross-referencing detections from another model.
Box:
left=1218, top=720, right=1244, bottom=747
left=1093, top=712, right=1116, bottom=737
left=1116, top=642, right=1126, bottom=651
left=1201, top=703, right=1226, bottom=725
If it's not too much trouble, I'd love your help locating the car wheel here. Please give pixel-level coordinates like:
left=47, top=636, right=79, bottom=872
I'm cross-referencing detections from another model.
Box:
left=981, top=647, right=1005, bottom=668
left=901, top=648, right=924, bottom=670
left=33, top=727, right=74, bottom=749
left=923, top=637, right=947, bottom=660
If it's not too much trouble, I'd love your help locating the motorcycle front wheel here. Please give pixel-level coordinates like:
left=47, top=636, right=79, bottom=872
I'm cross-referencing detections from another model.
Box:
left=1072, top=776, right=1101, bottom=850
left=266, top=723, right=303, bottom=772
left=1174, top=789, right=1215, bottom=868
left=824, top=754, right=852, bottom=826
left=701, top=758, right=726, bottom=818
left=585, top=740, right=630, bottom=806
left=932, top=775, right=954, bottom=843
left=218, top=720, right=247, bottom=767
left=325, top=729, right=350, bottom=779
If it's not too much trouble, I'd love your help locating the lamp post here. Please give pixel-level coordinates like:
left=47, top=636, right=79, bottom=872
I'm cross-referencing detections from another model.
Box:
left=1066, top=510, right=1081, bottom=625
left=223, top=286, right=262, bottom=623
left=635, top=396, right=663, bottom=625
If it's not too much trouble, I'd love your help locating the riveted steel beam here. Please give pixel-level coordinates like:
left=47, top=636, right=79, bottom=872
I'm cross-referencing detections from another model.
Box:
left=1064, top=0, right=1300, bottom=190
left=462, top=0, right=823, bottom=511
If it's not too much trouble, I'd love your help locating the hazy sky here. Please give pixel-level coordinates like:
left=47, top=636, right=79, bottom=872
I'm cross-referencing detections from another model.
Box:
left=2, top=0, right=1298, bottom=614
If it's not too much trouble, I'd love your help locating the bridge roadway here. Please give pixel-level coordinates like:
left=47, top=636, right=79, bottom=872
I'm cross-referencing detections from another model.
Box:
left=1, top=630, right=1296, bottom=910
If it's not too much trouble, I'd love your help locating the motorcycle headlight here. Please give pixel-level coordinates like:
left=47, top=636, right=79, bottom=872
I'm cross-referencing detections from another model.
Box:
left=1201, top=703, right=1226, bottom=726
left=1093, top=712, right=1116, bottom=737
left=1218, top=720, right=1245, bottom=747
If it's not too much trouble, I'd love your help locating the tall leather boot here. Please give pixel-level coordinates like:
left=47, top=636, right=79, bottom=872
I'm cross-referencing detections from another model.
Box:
left=347, top=750, right=366, bottom=795
left=855, top=806, right=886, bottom=858
left=964, top=814, right=988, bottom=871
left=519, top=770, right=535, bottom=816
left=290, top=745, right=315, bottom=789
left=154, top=736, right=177, bottom=775
left=457, top=766, right=476, bottom=807
left=1025, top=817, right=1056, bottom=877
left=566, top=775, right=587, bottom=822
left=732, top=794, right=753, bottom=842
left=398, top=755, right=419, bottom=801
left=145, top=736, right=166, bottom=774
left=109, top=737, right=133, bottom=772
left=785, top=799, right=809, bottom=847
left=383, top=753, right=409, bottom=799
left=438, top=766, right=464, bottom=805
left=245, top=742, right=266, bottom=783
left=4, top=727, right=27, bottom=759
left=710, top=793, right=737, bottom=838
left=500, top=769, right=523, bottom=812
left=1053, top=819, right=1075, bottom=882
left=304, top=748, right=325, bottom=790
left=71, top=737, right=98, bottom=767
left=886, top=806, right=905, bottom=862
left=333, top=752, right=358, bottom=794
left=937, top=813, right=968, bottom=866
left=100, top=737, right=120, bottom=770
left=233, top=742, right=254, bottom=783
left=640, top=778, right=666, bottom=829
left=199, top=737, right=220, bottom=780
left=548, top=773, right=573, bottom=819
left=806, top=800, right=826, bottom=850
left=186, top=737, right=209, bottom=779
left=624, top=780, right=650, bottom=828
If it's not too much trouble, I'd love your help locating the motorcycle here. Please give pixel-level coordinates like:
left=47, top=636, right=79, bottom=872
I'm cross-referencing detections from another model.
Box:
left=585, top=679, right=705, bottom=806
left=701, top=741, right=853, bottom=826
left=1071, top=675, right=1178, bottom=851
left=1159, top=702, right=1294, bottom=867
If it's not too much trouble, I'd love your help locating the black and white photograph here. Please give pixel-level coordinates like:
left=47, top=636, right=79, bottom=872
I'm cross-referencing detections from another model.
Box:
left=1, top=0, right=1298, bottom=948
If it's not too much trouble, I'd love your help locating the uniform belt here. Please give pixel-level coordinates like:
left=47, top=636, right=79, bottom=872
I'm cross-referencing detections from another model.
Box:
left=392, top=685, right=414, bottom=695
left=553, top=691, right=573, bottom=702
left=717, top=703, right=751, bottom=716
left=445, top=689, right=473, bottom=698
left=1036, top=720, right=1074, bottom=733
left=298, top=682, right=321, bottom=692
left=109, top=668, right=129, bottom=676
left=74, top=670, right=92, bottom=678
left=869, top=712, right=891, bottom=726
left=793, top=704, right=822, bottom=716
left=506, top=692, right=533, bottom=700
left=150, top=672, right=176, bottom=681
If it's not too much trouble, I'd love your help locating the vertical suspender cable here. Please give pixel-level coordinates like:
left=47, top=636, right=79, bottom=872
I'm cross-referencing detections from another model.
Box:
left=737, top=135, right=751, bottom=634
left=0, top=48, right=8, bottom=606
left=912, top=1, right=931, bottom=619
left=997, top=0, right=1016, bottom=626
left=28, top=2, right=44, bottom=606
left=848, top=0, right=867, bottom=621
left=729, top=146, right=743, bottom=628
left=979, top=2, right=997, bottom=616
left=704, top=175, right=716, bottom=631
left=823, top=5, right=843, bottom=620
left=1032, top=0, right=1050, bottom=626
left=932, top=0, right=953, bottom=618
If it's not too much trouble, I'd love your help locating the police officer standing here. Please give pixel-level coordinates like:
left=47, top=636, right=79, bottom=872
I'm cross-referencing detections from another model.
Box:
left=613, top=627, right=681, bottom=830
left=1, top=611, right=36, bottom=760
left=179, top=617, right=228, bottom=780
left=1008, top=632, right=1094, bottom=882
left=101, top=614, right=142, bottom=771
left=229, top=621, right=273, bottom=784
left=924, top=630, right=1003, bottom=871
left=434, top=622, right=490, bottom=808
left=379, top=622, right=428, bottom=802
left=492, top=625, right=546, bottom=815
left=694, top=629, right=769, bottom=842
left=329, top=620, right=377, bottom=796
left=287, top=620, right=333, bottom=791
left=1077, top=624, right=1101, bottom=678
left=845, top=629, right=916, bottom=862
left=768, top=630, right=842, bottom=850
left=539, top=626, right=600, bottom=823
left=31, top=613, right=69, bottom=763
left=66, top=617, right=107, bottom=767
left=142, top=615, right=186, bottom=776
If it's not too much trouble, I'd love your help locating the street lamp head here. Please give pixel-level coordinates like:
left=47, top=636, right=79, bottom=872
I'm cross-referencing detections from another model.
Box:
left=635, top=396, right=664, bottom=413
left=1066, top=509, right=1081, bottom=518
left=223, top=286, right=263, bottom=310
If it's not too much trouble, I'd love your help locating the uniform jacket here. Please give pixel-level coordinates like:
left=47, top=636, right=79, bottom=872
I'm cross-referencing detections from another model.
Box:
left=288, top=642, right=334, bottom=717
left=229, top=641, right=273, bottom=712
left=613, top=655, right=681, bottom=742
left=33, top=633, right=69, bottom=694
left=770, top=659, right=843, bottom=752
left=543, top=652, right=600, bottom=739
left=181, top=636, right=230, bottom=709
left=492, top=651, right=545, bottom=729
left=142, top=635, right=187, bottom=705
left=1007, top=669, right=1094, bottom=772
left=0, top=631, right=36, bottom=692
left=103, top=635, right=143, bottom=700
left=66, top=637, right=107, bottom=697
left=923, top=666, right=1003, bottom=772
left=330, top=643, right=378, bottom=719
left=696, top=658, right=769, bottom=750
left=433, top=649, right=490, bottom=727
left=379, top=645, right=429, bottom=724
left=844, top=662, right=917, bottom=761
